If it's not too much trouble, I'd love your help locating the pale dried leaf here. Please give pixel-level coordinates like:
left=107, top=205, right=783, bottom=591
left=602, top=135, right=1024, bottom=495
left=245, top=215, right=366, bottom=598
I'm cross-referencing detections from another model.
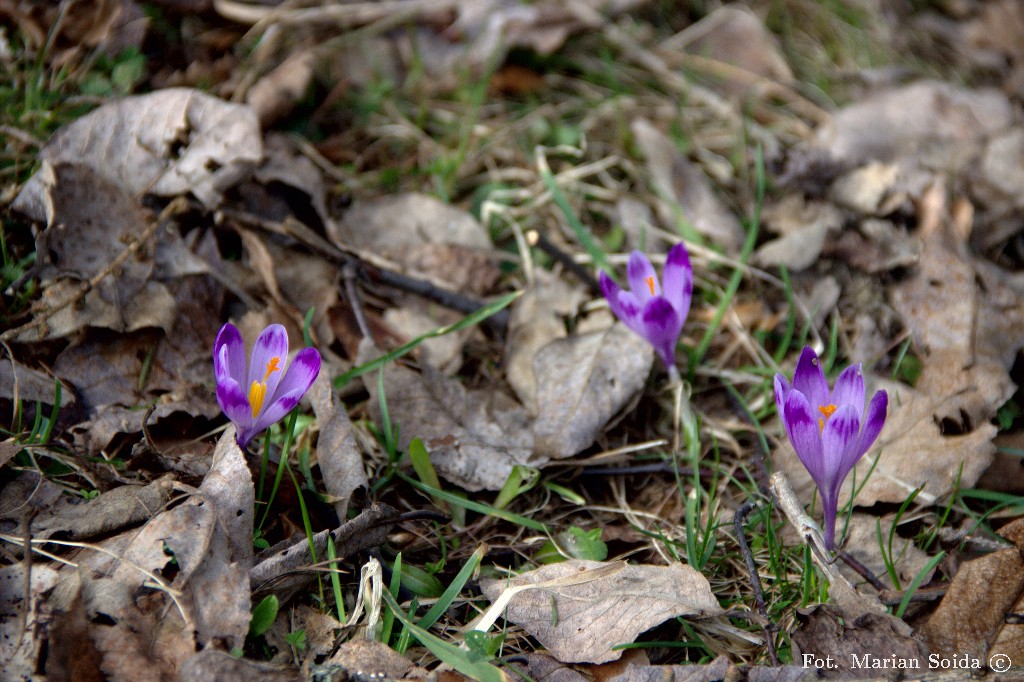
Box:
left=14, top=87, right=261, bottom=210
left=675, top=6, right=793, bottom=85
left=479, top=560, right=723, bottom=664
left=504, top=274, right=575, bottom=413
left=0, top=563, right=60, bottom=682
left=30, top=474, right=176, bottom=540
left=631, top=118, right=744, bottom=252
left=308, top=373, right=368, bottom=518
left=331, top=193, right=497, bottom=294
left=324, top=638, right=414, bottom=679
left=754, top=222, right=829, bottom=272
left=0, top=356, right=72, bottom=406
left=246, top=51, right=316, bottom=127
left=605, top=656, right=734, bottom=682
left=812, top=80, right=1012, bottom=170
left=199, top=427, right=255, bottom=565
left=361, top=340, right=533, bottom=491
left=533, top=324, right=653, bottom=459
left=179, top=650, right=298, bottom=682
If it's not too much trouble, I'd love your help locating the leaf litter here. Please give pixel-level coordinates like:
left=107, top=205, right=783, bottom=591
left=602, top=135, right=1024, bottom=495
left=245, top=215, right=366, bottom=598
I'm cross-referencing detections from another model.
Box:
left=3, top=0, right=1024, bottom=678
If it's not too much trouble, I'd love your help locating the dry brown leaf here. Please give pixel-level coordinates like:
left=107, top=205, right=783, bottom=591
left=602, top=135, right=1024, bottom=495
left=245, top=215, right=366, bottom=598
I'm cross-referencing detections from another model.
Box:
left=361, top=340, right=534, bottom=491
left=533, top=324, right=653, bottom=459
left=672, top=5, right=793, bottom=89
left=811, top=80, right=1012, bottom=171
left=30, top=474, right=176, bottom=540
left=331, top=193, right=497, bottom=295
left=631, top=119, right=744, bottom=252
left=479, top=560, right=722, bottom=664
left=504, top=271, right=583, bottom=413
left=602, top=656, right=745, bottom=682
left=0, top=356, right=72, bottom=407
left=921, top=518, right=1024, bottom=664
left=178, top=650, right=298, bottom=682
left=792, top=606, right=929, bottom=679
left=308, top=373, right=368, bottom=518
left=199, top=427, right=255, bottom=564
left=14, top=87, right=260, bottom=211
left=246, top=51, right=316, bottom=127
left=0, top=563, right=60, bottom=681
left=324, top=638, right=414, bottom=680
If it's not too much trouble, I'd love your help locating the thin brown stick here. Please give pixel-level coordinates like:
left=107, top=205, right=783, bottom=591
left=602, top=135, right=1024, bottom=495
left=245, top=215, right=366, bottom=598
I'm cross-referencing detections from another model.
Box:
left=837, top=551, right=887, bottom=591
left=734, top=501, right=779, bottom=666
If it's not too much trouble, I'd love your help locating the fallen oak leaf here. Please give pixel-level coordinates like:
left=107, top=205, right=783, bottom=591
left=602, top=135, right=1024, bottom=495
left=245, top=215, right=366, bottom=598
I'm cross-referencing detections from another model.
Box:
left=478, top=559, right=723, bottom=664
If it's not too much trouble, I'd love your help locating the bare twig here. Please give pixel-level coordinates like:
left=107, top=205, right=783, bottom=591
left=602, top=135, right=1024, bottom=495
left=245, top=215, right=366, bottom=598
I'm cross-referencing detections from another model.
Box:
left=837, top=551, right=887, bottom=591
left=734, top=501, right=779, bottom=666
left=526, top=229, right=601, bottom=294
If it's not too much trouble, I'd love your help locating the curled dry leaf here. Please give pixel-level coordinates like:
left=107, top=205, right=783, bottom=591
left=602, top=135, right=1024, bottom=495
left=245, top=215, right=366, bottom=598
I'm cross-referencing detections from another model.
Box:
left=533, top=324, right=653, bottom=459
left=308, top=373, right=368, bottom=518
left=0, top=563, right=60, bottom=681
left=792, top=606, right=929, bottom=679
left=14, top=87, right=261, bottom=211
left=330, top=193, right=498, bottom=296
left=810, top=80, right=1012, bottom=171
left=673, top=5, right=793, bottom=89
left=323, top=638, right=414, bottom=681
left=179, top=650, right=298, bottom=682
left=921, top=518, right=1024, bottom=665
left=361, top=340, right=533, bottom=491
left=30, top=473, right=176, bottom=540
left=504, top=270, right=584, bottom=413
left=479, top=560, right=723, bottom=664
left=631, top=118, right=744, bottom=253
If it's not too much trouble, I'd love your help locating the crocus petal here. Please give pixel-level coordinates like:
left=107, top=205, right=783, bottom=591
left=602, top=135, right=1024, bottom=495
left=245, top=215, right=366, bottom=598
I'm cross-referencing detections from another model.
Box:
left=783, top=390, right=825, bottom=488
left=270, top=347, right=321, bottom=402
left=661, top=243, right=693, bottom=319
left=601, top=272, right=639, bottom=327
left=853, top=389, right=888, bottom=465
left=792, top=347, right=829, bottom=412
left=641, top=297, right=682, bottom=368
left=773, top=374, right=791, bottom=422
left=831, top=363, right=865, bottom=422
left=252, top=389, right=304, bottom=435
left=821, top=404, right=861, bottom=495
left=214, top=323, right=247, bottom=385
left=216, top=378, right=253, bottom=435
left=627, top=251, right=660, bottom=304
left=248, top=324, right=290, bottom=398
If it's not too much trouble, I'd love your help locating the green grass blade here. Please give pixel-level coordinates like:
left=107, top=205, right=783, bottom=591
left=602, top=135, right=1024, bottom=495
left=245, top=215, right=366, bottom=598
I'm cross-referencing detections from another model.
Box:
left=417, top=543, right=486, bottom=630
left=538, top=165, right=613, bottom=275
left=895, top=551, right=944, bottom=619
left=380, top=589, right=508, bottom=682
left=397, top=472, right=547, bottom=531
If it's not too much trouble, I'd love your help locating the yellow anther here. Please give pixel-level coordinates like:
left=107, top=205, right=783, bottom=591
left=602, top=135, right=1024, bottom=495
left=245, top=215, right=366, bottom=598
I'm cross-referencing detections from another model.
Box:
left=817, top=404, right=837, bottom=432
left=645, top=276, right=656, bottom=296
left=249, top=380, right=267, bottom=418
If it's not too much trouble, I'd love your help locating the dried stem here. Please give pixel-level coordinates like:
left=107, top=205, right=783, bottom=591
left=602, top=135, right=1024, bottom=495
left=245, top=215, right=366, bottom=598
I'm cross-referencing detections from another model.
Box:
left=734, top=501, right=779, bottom=666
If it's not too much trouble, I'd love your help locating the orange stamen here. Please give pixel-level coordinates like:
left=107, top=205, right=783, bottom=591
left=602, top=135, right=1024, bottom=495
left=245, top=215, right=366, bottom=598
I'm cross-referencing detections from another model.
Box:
left=645, top=276, right=656, bottom=296
left=817, top=404, right=837, bottom=432
left=263, top=356, right=281, bottom=381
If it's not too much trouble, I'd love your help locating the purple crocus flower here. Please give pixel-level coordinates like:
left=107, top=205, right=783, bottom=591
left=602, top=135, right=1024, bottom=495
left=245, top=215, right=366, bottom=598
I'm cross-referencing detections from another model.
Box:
left=213, top=322, right=321, bottom=448
left=774, top=346, right=888, bottom=549
left=599, top=243, right=692, bottom=372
